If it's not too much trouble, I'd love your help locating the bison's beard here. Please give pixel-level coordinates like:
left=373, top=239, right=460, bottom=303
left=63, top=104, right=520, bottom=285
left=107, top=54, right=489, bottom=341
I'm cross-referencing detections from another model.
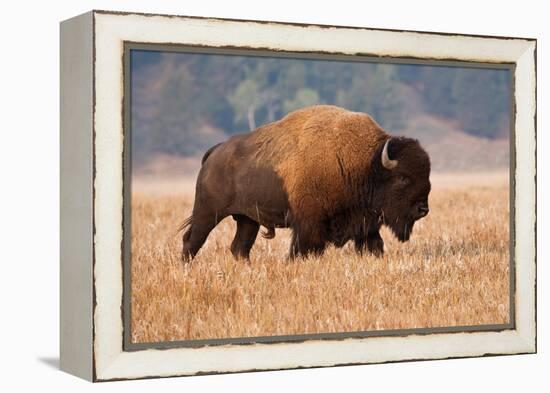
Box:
left=387, top=217, right=415, bottom=242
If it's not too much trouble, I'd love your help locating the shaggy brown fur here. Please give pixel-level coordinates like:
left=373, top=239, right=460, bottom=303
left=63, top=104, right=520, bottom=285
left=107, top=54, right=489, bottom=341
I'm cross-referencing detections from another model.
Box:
left=180, top=105, right=431, bottom=261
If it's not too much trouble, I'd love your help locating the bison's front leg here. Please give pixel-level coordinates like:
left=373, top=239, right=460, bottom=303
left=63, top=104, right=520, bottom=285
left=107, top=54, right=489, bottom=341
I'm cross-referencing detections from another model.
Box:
left=353, top=233, right=367, bottom=255
left=230, top=215, right=260, bottom=260
left=289, top=225, right=327, bottom=259
left=366, top=230, right=384, bottom=257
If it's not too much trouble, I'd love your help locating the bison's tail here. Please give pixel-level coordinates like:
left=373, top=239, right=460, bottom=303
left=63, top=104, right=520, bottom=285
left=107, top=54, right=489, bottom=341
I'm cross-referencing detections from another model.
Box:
left=261, top=226, right=276, bottom=239
left=177, top=216, right=193, bottom=234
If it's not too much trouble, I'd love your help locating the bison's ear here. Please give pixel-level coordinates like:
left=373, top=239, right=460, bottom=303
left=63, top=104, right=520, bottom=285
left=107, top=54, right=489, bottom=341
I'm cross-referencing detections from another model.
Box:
left=381, top=138, right=398, bottom=170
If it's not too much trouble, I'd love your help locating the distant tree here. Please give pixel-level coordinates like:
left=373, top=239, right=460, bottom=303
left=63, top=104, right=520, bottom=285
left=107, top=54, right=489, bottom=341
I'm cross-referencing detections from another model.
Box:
left=400, top=65, right=510, bottom=138
left=229, top=79, right=261, bottom=131
left=263, top=61, right=309, bottom=121
left=449, top=68, right=510, bottom=138
left=336, top=64, right=406, bottom=130
left=308, top=61, right=355, bottom=103
left=131, top=59, right=228, bottom=164
left=283, top=88, right=320, bottom=113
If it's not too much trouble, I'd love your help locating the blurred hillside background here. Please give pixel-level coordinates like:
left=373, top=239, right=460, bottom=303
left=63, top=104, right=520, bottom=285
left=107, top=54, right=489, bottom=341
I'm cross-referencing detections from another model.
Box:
left=131, top=50, right=511, bottom=177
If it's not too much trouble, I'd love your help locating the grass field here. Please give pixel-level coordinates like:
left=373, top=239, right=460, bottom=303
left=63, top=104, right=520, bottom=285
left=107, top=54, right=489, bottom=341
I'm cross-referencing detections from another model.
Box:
left=130, top=172, right=510, bottom=344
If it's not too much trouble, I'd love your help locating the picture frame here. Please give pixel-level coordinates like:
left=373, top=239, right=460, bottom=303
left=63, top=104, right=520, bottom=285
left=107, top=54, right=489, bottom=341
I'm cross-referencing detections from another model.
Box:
left=60, top=10, right=536, bottom=381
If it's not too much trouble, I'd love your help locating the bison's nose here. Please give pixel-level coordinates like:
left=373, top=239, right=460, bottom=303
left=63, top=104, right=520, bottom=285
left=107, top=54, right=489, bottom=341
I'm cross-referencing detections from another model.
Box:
left=417, top=204, right=429, bottom=218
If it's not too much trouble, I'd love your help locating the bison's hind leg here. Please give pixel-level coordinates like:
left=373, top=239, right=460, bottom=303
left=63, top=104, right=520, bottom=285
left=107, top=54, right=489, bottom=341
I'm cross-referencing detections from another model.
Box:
left=230, top=215, right=260, bottom=260
left=181, top=212, right=223, bottom=262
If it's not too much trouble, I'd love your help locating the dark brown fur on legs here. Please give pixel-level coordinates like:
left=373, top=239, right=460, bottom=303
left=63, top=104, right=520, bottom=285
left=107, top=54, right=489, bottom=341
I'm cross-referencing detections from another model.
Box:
left=366, top=231, right=384, bottom=256
left=351, top=228, right=384, bottom=256
left=181, top=212, right=225, bottom=262
left=353, top=233, right=367, bottom=255
left=289, top=224, right=328, bottom=258
left=230, top=215, right=260, bottom=260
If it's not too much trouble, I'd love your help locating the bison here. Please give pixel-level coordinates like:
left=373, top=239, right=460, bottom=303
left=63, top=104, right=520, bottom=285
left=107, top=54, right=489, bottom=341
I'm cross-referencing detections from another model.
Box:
left=180, top=105, right=431, bottom=261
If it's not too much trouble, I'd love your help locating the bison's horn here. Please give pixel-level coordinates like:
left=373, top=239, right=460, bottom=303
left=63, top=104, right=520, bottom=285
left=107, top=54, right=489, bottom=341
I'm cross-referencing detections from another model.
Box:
left=381, top=139, right=398, bottom=170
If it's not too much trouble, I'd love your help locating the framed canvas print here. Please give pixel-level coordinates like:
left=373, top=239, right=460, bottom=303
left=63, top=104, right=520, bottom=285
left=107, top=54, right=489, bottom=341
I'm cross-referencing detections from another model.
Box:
left=60, top=10, right=537, bottom=381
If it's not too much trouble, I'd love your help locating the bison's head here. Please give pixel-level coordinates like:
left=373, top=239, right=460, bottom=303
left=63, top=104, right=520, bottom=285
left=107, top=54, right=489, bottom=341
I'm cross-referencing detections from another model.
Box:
left=375, top=137, right=431, bottom=242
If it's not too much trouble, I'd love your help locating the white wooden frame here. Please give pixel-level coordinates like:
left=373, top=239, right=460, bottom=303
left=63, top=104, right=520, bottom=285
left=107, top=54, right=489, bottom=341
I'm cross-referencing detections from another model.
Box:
left=60, top=10, right=536, bottom=381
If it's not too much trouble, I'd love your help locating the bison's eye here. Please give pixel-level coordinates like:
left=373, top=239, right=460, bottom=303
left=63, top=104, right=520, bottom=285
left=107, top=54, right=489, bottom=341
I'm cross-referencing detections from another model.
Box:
left=397, top=175, right=410, bottom=186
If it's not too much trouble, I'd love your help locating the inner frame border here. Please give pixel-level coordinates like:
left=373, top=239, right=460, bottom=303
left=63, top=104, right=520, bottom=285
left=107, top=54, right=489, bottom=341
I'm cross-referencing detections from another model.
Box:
left=122, top=42, right=516, bottom=352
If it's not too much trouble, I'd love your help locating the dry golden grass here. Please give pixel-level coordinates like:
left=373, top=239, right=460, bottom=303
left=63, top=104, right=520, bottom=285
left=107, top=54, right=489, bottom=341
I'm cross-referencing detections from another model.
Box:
left=130, top=172, right=510, bottom=343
